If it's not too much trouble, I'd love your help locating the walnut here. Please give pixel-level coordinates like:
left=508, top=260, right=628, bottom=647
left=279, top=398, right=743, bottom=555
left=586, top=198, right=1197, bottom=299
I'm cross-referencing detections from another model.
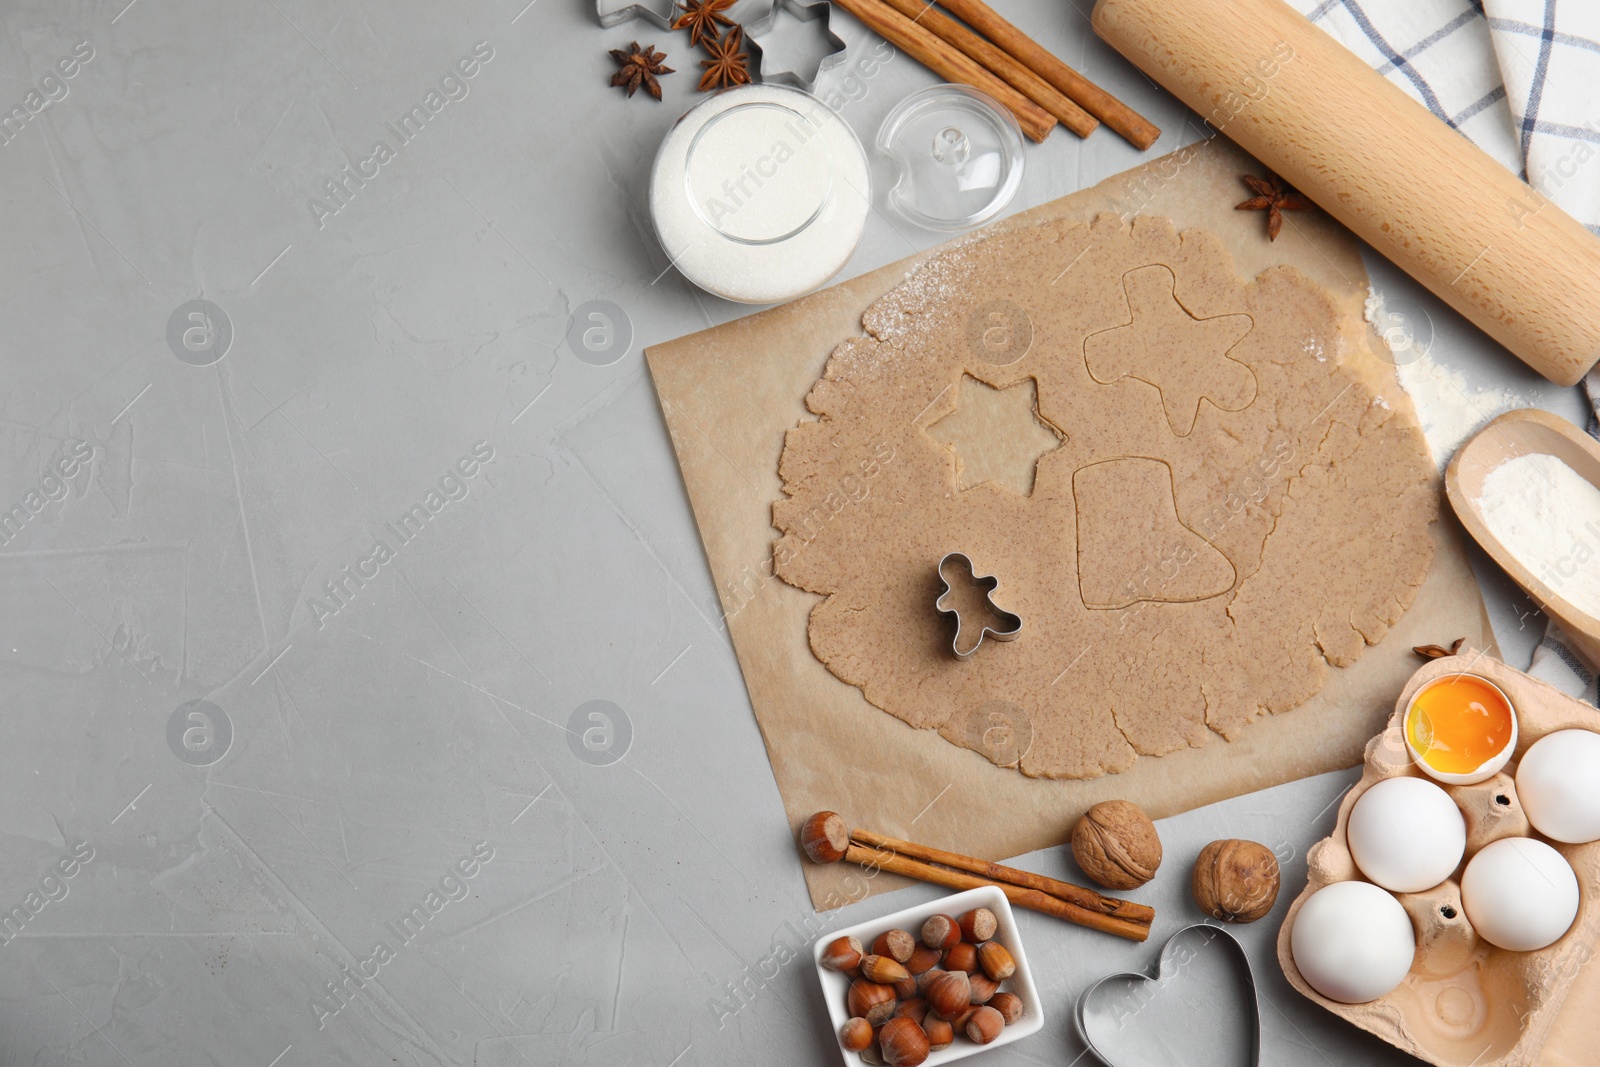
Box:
left=1191, top=839, right=1280, bottom=923
left=1070, top=800, right=1162, bottom=890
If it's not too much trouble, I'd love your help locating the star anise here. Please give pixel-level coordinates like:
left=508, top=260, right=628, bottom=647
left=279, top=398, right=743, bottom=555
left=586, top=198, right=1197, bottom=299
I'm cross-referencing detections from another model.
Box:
left=1235, top=172, right=1313, bottom=241
left=609, top=41, right=674, bottom=100
left=673, top=0, right=736, bottom=47
left=698, top=27, right=751, bottom=91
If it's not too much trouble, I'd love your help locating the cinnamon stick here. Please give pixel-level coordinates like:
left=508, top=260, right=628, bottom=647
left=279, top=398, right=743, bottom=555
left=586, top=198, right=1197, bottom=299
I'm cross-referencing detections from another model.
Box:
left=831, top=0, right=1057, bottom=143
left=876, top=0, right=1097, bottom=138
left=846, top=843, right=1152, bottom=941
left=934, top=0, right=1161, bottom=149
left=849, top=827, right=1154, bottom=925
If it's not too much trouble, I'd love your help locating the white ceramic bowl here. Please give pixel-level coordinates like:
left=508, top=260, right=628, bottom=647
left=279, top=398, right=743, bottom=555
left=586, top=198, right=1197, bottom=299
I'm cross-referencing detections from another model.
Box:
left=812, top=885, right=1045, bottom=1064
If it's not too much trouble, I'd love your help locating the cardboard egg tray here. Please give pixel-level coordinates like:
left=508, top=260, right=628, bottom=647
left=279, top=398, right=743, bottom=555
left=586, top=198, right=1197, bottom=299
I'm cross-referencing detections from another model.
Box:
left=1277, top=651, right=1600, bottom=1067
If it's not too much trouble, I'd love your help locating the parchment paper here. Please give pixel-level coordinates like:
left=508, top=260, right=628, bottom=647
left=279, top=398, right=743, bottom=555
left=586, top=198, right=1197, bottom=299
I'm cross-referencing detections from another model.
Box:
left=646, top=138, right=1494, bottom=910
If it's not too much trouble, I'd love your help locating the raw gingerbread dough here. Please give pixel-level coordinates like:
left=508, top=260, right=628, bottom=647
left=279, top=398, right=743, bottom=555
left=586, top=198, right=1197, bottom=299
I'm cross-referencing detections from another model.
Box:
left=770, top=213, right=1438, bottom=779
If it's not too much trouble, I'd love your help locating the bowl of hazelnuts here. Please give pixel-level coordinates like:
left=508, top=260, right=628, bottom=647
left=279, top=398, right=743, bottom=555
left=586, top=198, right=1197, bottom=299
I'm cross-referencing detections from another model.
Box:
left=812, top=886, right=1043, bottom=1065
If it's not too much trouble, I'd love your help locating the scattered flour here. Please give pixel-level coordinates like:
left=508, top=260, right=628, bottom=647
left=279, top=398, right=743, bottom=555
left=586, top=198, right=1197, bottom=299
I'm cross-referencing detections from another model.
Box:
left=1365, top=288, right=1529, bottom=468
left=1477, top=452, right=1600, bottom=617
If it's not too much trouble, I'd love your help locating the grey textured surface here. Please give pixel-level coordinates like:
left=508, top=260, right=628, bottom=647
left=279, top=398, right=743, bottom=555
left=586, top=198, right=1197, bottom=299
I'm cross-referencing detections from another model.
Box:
left=0, top=0, right=1588, bottom=1064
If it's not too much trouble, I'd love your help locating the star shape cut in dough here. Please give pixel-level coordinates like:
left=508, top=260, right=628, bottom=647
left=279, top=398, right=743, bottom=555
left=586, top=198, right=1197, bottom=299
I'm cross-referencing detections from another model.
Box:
left=927, top=375, right=1064, bottom=496
left=1083, top=265, right=1257, bottom=436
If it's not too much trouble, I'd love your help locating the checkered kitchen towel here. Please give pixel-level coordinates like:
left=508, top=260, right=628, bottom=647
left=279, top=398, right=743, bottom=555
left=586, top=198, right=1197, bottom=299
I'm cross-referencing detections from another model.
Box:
left=1284, top=0, right=1600, bottom=701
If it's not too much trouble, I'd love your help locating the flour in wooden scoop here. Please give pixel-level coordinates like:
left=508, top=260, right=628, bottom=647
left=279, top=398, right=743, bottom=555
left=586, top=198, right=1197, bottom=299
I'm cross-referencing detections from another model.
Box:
left=1478, top=452, right=1600, bottom=617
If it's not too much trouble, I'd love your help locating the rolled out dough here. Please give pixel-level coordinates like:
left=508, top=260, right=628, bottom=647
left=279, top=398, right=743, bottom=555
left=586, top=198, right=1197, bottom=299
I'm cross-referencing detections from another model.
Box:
left=771, top=213, right=1438, bottom=779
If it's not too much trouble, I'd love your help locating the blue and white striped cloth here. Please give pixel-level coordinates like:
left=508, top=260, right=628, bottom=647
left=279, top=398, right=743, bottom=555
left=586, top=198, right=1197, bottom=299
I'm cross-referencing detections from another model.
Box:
left=1285, top=0, right=1600, bottom=700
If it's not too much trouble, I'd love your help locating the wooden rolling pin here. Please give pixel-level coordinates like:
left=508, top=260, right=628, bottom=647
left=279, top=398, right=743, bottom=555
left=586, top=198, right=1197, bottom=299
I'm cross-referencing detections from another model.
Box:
left=1092, top=0, right=1600, bottom=387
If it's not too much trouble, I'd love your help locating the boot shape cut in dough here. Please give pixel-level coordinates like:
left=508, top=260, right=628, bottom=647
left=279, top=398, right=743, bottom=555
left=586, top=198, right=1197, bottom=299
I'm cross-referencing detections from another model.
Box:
left=1084, top=265, right=1256, bottom=436
left=1074, top=456, right=1236, bottom=610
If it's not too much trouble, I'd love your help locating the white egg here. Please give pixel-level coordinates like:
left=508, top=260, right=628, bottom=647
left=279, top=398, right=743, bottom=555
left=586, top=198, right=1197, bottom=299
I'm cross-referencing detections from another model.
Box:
left=1516, top=729, right=1600, bottom=843
left=1291, top=881, right=1416, bottom=1003
left=1346, top=776, right=1467, bottom=893
left=1461, top=837, right=1579, bottom=951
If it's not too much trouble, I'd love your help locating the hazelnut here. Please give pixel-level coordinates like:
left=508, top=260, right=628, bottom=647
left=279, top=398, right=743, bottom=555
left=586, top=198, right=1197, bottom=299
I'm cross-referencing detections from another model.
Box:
left=943, top=942, right=977, bottom=974
left=893, top=975, right=918, bottom=1000
left=878, top=1016, right=929, bottom=1067
left=847, top=979, right=897, bottom=1025
left=950, top=1006, right=978, bottom=1031
left=1071, top=800, right=1163, bottom=890
left=873, top=928, right=915, bottom=963
left=921, top=913, right=960, bottom=950
left=840, top=1017, right=873, bottom=1051
left=895, top=997, right=929, bottom=1025
left=924, top=1016, right=954, bottom=1051
left=968, top=973, right=998, bottom=1004
left=957, top=908, right=998, bottom=943
left=905, top=945, right=941, bottom=975
left=801, top=811, right=850, bottom=864
left=820, top=935, right=864, bottom=974
left=860, top=954, right=909, bottom=984
left=860, top=1041, right=885, bottom=1066
left=925, top=970, right=971, bottom=1020
left=1192, top=838, right=1280, bottom=923
left=914, top=967, right=945, bottom=996
left=965, top=1005, right=1005, bottom=1044
left=990, top=991, right=1024, bottom=1024
left=978, top=941, right=1016, bottom=981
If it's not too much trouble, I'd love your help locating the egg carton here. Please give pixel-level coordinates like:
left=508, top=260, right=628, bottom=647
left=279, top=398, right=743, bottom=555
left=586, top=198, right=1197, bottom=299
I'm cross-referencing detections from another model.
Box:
left=1276, top=652, right=1600, bottom=1067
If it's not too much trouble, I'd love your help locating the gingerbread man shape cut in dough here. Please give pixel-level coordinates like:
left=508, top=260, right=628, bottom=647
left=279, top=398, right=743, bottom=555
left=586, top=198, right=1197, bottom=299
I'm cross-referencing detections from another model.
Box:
left=1084, top=265, right=1257, bottom=436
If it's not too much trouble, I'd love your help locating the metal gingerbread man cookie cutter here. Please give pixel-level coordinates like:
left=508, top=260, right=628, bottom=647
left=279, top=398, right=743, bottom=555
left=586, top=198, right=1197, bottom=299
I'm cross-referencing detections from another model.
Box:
left=936, top=552, right=1022, bottom=658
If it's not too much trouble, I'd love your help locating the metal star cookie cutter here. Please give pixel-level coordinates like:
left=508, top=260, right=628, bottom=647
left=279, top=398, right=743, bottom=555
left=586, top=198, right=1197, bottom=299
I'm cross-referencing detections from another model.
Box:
left=595, top=0, right=676, bottom=30
left=744, top=0, right=850, bottom=93
left=936, top=552, right=1022, bottom=659
left=1075, top=924, right=1262, bottom=1067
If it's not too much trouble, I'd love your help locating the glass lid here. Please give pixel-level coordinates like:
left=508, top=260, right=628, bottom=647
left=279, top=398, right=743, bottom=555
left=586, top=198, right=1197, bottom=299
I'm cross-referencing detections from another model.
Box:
left=876, top=84, right=1025, bottom=232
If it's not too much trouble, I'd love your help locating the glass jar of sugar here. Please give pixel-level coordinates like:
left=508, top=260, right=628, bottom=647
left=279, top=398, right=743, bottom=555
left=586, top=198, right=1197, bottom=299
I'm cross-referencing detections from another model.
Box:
left=649, top=84, right=871, bottom=304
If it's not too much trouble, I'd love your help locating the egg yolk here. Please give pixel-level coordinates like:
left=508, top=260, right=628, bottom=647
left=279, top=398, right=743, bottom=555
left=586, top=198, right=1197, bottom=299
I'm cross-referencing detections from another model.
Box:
left=1406, top=675, right=1515, bottom=774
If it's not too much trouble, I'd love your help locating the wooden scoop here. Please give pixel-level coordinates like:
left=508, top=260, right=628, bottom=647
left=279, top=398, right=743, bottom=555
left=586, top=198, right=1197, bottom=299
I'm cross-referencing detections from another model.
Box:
left=1445, top=409, right=1600, bottom=666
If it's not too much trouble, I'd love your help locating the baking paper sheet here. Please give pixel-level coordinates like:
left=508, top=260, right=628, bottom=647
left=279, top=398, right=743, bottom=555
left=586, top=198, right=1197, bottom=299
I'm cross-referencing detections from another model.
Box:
left=647, top=138, right=1493, bottom=910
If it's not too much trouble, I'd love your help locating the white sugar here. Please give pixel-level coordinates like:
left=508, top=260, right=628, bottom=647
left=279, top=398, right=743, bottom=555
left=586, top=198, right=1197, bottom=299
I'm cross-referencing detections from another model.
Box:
left=650, top=85, right=870, bottom=304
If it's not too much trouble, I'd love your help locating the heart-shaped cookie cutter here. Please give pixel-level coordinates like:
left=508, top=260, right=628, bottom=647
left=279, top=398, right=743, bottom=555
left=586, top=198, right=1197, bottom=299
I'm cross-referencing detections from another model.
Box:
left=1074, top=923, right=1261, bottom=1067
left=936, top=551, right=1022, bottom=658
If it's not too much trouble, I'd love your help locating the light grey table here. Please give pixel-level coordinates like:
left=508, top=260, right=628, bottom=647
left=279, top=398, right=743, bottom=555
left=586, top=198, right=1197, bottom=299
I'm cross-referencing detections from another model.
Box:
left=0, top=0, right=1588, bottom=1064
